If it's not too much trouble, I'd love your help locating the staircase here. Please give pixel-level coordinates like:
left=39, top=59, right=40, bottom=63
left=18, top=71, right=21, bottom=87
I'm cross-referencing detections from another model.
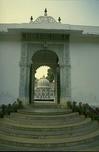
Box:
left=0, top=102, right=99, bottom=151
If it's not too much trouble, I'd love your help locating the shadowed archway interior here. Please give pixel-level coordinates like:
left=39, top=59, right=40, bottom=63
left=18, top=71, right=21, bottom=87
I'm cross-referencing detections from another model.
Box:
left=29, top=50, right=60, bottom=104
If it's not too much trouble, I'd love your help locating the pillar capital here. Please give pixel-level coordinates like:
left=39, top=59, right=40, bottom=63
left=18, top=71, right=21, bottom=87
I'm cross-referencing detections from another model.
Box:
left=60, top=64, right=66, bottom=68
left=60, top=64, right=71, bottom=68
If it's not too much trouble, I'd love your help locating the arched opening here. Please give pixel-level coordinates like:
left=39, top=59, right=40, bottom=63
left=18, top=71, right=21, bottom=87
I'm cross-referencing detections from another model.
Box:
left=34, top=66, right=55, bottom=102
left=29, top=50, right=60, bottom=104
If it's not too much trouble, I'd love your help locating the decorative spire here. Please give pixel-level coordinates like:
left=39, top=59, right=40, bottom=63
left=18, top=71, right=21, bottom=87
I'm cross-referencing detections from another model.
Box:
left=30, top=16, right=33, bottom=22
left=58, top=17, right=61, bottom=23
left=44, top=8, right=47, bottom=16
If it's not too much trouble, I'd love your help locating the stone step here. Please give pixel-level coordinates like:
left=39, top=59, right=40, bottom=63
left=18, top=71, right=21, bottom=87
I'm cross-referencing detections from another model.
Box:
left=8, top=112, right=84, bottom=126
left=0, top=103, right=99, bottom=151
left=4, top=116, right=85, bottom=126
left=0, top=117, right=91, bottom=129
left=0, top=143, right=99, bottom=151
left=17, top=108, right=71, bottom=115
left=0, top=118, right=97, bottom=139
left=5, top=113, right=85, bottom=125
left=0, top=136, right=99, bottom=151
left=0, top=129, right=99, bottom=149
left=0, top=120, right=98, bottom=139
left=9, top=111, right=79, bottom=120
left=26, top=103, right=63, bottom=109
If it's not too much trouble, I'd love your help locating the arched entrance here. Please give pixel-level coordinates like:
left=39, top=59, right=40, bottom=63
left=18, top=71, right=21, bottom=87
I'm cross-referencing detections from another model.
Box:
left=19, top=34, right=71, bottom=105
left=29, top=50, right=60, bottom=104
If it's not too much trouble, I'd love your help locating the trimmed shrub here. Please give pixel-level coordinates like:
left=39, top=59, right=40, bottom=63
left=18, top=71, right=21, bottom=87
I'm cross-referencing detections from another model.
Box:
left=1, top=104, right=7, bottom=115
left=67, top=101, right=72, bottom=109
left=6, top=104, right=12, bottom=115
left=0, top=100, right=24, bottom=119
left=12, top=101, right=18, bottom=112
left=17, top=99, right=24, bottom=109
left=72, top=101, right=78, bottom=112
left=78, top=102, right=83, bottom=115
left=0, top=111, right=4, bottom=118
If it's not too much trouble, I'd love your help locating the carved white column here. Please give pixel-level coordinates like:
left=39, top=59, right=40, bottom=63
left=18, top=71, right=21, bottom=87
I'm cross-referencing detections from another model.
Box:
left=59, top=37, right=71, bottom=105
left=30, top=65, right=36, bottom=103
left=19, top=43, right=28, bottom=103
left=60, top=64, right=66, bottom=104
left=19, top=43, right=32, bottom=104
left=56, top=65, right=60, bottom=104
left=53, top=68, right=57, bottom=104
left=64, top=38, right=71, bottom=101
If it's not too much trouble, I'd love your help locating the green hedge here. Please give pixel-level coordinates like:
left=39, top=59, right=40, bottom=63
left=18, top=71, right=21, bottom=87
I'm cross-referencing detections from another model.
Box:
left=0, top=99, right=24, bottom=118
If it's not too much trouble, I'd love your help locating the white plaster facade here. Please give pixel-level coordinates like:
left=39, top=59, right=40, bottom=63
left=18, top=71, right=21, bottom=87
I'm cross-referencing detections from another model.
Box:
left=70, top=36, right=99, bottom=106
left=0, top=11, right=99, bottom=106
left=0, top=40, right=21, bottom=104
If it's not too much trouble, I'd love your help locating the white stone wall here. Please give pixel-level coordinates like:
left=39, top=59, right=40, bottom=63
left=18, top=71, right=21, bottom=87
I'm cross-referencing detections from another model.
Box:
left=70, top=36, right=99, bottom=106
left=0, top=40, right=21, bottom=105
left=0, top=31, right=99, bottom=107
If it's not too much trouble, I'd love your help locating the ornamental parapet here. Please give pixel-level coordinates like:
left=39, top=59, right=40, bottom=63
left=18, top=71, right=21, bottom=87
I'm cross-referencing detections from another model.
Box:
left=22, top=33, right=69, bottom=42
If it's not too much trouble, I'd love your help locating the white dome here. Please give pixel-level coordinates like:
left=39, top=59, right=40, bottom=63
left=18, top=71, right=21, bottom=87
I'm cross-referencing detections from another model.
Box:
left=34, top=16, right=57, bottom=24
left=37, top=76, right=50, bottom=88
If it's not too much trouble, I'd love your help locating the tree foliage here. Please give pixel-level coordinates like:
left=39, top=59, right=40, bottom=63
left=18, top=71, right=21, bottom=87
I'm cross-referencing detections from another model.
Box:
left=46, top=68, right=54, bottom=82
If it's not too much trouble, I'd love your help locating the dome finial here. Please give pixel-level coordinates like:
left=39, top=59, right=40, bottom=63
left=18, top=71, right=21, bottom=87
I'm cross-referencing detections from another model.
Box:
left=30, top=16, right=33, bottom=22
left=44, top=8, right=47, bottom=16
left=58, top=17, right=61, bottom=23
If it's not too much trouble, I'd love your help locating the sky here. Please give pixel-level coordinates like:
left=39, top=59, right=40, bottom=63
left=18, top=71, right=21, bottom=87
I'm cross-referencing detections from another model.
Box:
left=0, top=0, right=99, bottom=79
left=0, top=0, right=99, bottom=26
left=35, top=66, right=49, bottom=79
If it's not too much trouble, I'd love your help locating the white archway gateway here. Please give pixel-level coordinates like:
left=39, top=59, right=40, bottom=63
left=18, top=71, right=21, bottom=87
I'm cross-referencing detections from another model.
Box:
left=19, top=10, right=71, bottom=105
left=1, top=9, right=99, bottom=106
left=30, top=50, right=60, bottom=104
